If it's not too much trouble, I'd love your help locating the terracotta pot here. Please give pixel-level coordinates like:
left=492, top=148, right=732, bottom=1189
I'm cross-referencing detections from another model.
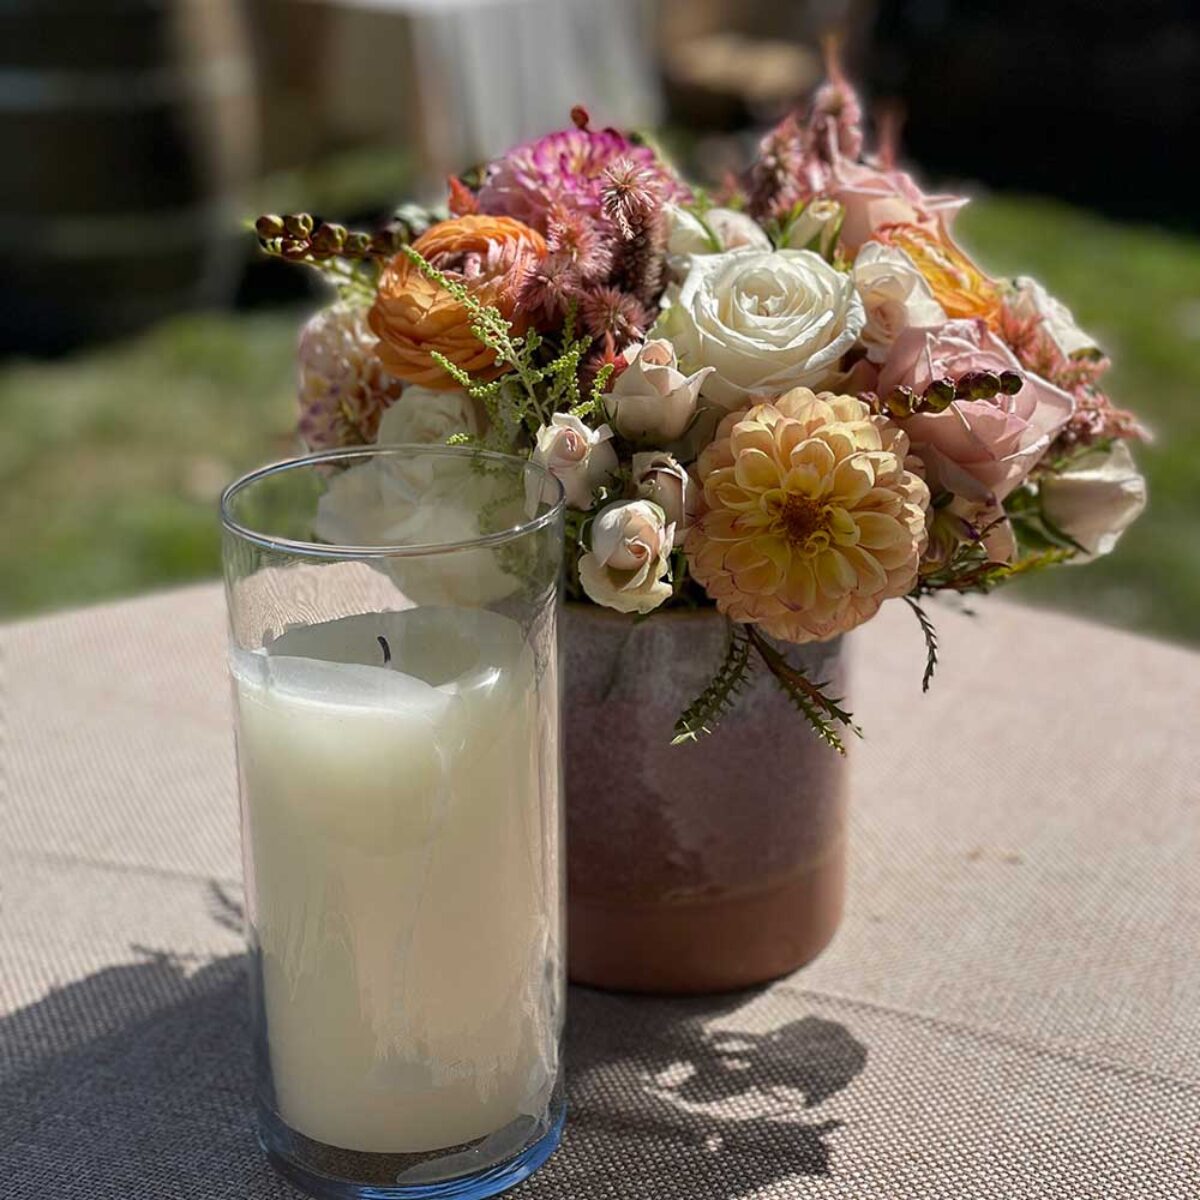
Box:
left=562, top=603, right=848, bottom=995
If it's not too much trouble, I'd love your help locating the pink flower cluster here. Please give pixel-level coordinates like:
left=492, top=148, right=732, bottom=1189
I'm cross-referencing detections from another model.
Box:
left=277, top=48, right=1147, bottom=676
left=476, top=108, right=689, bottom=372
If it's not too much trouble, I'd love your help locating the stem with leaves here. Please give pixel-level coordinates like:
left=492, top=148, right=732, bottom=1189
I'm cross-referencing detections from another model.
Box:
left=745, top=626, right=861, bottom=755
left=671, top=622, right=755, bottom=744
left=903, top=595, right=939, bottom=693
left=400, top=245, right=548, bottom=414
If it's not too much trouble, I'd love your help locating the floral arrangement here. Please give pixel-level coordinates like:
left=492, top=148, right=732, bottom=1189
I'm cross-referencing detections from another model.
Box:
left=256, top=58, right=1146, bottom=752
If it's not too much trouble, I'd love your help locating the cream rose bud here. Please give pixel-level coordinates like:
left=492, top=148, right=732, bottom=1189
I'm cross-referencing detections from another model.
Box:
left=530, top=413, right=617, bottom=510
left=579, top=499, right=675, bottom=614
left=1040, top=440, right=1146, bottom=560
left=853, top=242, right=946, bottom=362
left=655, top=248, right=866, bottom=410
left=375, top=385, right=485, bottom=445
left=781, top=198, right=843, bottom=258
left=631, top=452, right=695, bottom=546
left=1009, top=276, right=1100, bottom=359
left=603, top=339, right=713, bottom=444
left=707, top=208, right=772, bottom=252
left=664, top=204, right=771, bottom=280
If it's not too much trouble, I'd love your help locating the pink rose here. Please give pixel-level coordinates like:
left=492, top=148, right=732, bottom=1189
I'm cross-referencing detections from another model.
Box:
left=830, top=161, right=967, bottom=253
left=631, top=451, right=697, bottom=546
left=530, top=414, right=618, bottom=510
left=879, top=319, right=1074, bottom=503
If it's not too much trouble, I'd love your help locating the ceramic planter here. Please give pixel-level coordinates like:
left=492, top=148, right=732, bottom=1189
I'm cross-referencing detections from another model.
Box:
left=562, top=604, right=848, bottom=994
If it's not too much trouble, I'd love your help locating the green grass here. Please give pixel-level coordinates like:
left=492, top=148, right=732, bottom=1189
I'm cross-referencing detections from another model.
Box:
left=1, top=193, right=1197, bottom=644
left=0, top=312, right=300, bottom=617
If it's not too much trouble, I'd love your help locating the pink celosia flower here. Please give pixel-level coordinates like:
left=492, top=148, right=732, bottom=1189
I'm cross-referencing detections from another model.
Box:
left=601, top=157, right=666, bottom=239
left=517, top=249, right=582, bottom=324
left=742, top=40, right=965, bottom=249
left=579, top=286, right=651, bottom=345
left=807, top=37, right=864, bottom=162
left=744, top=41, right=867, bottom=222
left=1054, top=390, right=1144, bottom=448
left=545, top=201, right=612, bottom=283
left=996, top=303, right=1143, bottom=448
left=743, top=114, right=815, bottom=224
left=297, top=303, right=403, bottom=450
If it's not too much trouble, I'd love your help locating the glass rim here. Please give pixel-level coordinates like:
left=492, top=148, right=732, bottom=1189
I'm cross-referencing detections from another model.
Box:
left=220, top=443, right=565, bottom=560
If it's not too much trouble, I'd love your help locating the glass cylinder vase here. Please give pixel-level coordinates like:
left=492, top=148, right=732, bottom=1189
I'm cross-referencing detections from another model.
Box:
left=220, top=446, right=565, bottom=1200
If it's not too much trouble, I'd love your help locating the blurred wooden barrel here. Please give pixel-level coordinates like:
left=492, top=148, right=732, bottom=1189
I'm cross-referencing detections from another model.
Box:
left=0, top=0, right=258, bottom=353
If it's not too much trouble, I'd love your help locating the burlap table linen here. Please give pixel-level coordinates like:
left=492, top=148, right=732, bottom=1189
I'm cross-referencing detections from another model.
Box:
left=2, top=584, right=1197, bottom=1199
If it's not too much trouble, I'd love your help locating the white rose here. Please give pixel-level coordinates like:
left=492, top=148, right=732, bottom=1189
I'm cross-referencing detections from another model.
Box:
left=579, top=499, right=675, bottom=615
left=1040, top=440, right=1146, bottom=560
left=655, top=248, right=866, bottom=410
left=665, top=204, right=718, bottom=258
left=603, top=339, right=713, bottom=444
left=781, top=198, right=844, bottom=258
left=312, top=453, right=517, bottom=605
left=1010, top=276, right=1100, bottom=359
left=530, top=413, right=618, bottom=510
left=853, top=242, right=946, bottom=363
left=664, top=204, right=770, bottom=280
left=376, top=385, right=486, bottom=445
left=631, top=452, right=695, bottom=546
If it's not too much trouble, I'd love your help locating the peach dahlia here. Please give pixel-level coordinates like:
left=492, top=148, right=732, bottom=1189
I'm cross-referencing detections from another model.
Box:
left=685, top=388, right=930, bottom=643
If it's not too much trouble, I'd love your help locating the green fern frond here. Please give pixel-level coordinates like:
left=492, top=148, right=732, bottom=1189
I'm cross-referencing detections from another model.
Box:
left=429, top=350, right=473, bottom=389
left=903, top=595, right=939, bottom=693
left=590, top=362, right=616, bottom=415
left=746, top=626, right=860, bottom=755
left=671, top=623, right=755, bottom=745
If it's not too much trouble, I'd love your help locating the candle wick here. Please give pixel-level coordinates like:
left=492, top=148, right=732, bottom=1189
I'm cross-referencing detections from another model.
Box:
left=377, top=635, right=391, bottom=666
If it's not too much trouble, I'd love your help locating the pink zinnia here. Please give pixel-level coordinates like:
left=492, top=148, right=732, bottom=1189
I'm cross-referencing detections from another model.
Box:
left=476, top=114, right=688, bottom=236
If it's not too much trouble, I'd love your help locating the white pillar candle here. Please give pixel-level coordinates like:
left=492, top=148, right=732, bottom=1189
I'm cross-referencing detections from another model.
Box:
left=231, top=606, right=561, bottom=1154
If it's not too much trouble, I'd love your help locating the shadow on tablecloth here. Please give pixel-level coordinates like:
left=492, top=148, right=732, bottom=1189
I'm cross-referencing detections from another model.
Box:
left=0, top=905, right=867, bottom=1200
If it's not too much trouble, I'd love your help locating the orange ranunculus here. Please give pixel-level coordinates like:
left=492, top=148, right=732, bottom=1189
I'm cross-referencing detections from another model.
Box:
left=875, top=222, right=1003, bottom=327
left=368, top=215, right=547, bottom=389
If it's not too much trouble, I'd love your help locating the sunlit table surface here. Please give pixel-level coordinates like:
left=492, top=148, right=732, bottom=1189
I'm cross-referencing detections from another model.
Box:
left=2, top=583, right=1197, bottom=1199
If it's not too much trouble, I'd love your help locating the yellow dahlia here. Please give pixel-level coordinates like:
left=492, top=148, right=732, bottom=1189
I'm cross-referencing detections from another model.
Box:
left=685, top=389, right=930, bottom=643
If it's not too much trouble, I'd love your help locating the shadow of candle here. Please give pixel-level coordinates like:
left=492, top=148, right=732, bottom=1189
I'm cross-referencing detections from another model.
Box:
left=0, top=887, right=866, bottom=1199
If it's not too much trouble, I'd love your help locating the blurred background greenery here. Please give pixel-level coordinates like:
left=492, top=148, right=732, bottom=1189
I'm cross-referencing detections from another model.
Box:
left=2, top=1, right=1196, bottom=645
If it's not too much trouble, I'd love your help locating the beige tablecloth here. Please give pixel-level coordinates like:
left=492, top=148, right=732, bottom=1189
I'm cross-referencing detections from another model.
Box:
left=2, top=585, right=1198, bottom=1198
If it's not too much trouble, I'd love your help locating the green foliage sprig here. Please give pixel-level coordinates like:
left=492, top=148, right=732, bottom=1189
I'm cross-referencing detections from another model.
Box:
left=917, top=543, right=1073, bottom=597
left=904, top=595, right=939, bottom=693
left=1005, top=481, right=1089, bottom=557
left=570, top=362, right=615, bottom=421
left=672, top=622, right=755, bottom=744
left=399, top=245, right=601, bottom=445
left=746, top=626, right=861, bottom=755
